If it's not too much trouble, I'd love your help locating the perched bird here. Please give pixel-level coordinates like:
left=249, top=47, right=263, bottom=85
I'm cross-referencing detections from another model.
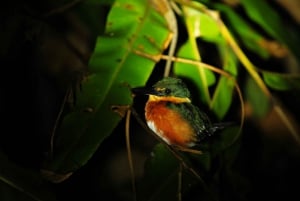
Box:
left=132, top=77, right=227, bottom=149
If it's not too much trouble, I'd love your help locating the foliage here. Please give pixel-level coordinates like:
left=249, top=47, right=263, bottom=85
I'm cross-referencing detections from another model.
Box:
left=1, top=0, right=300, bottom=200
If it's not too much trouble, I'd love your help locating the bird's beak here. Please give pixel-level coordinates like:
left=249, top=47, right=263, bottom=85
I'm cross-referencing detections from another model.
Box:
left=131, top=86, right=157, bottom=96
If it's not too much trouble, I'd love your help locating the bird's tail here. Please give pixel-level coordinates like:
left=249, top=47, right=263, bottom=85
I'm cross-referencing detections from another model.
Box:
left=209, top=122, right=237, bottom=134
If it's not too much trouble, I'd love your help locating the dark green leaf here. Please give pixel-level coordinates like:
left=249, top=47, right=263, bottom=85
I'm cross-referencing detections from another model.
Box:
left=245, top=76, right=271, bottom=117
left=137, top=144, right=203, bottom=201
left=210, top=126, right=241, bottom=156
left=262, top=71, right=300, bottom=91
left=240, top=0, right=300, bottom=61
left=43, top=0, right=172, bottom=176
left=240, top=0, right=284, bottom=40
left=137, top=144, right=179, bottom=201
left=214, top=3, right=270, bottom=59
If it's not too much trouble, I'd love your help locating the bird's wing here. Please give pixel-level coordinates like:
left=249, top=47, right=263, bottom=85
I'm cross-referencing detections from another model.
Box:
left=167, top=102, right=213, bottom=141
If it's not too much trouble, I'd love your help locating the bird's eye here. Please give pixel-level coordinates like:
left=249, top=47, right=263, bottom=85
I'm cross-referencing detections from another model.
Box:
left=165, top=88, right=171, bottom=94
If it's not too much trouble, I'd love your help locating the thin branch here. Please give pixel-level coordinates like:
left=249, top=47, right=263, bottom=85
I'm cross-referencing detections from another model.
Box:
left=125, top=109, right=137, bottom=201
left=49, top=87, right=72, bottom=158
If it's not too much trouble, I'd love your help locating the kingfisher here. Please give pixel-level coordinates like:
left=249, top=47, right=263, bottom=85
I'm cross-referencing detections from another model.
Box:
left=132, top=77, right=227, bottom=150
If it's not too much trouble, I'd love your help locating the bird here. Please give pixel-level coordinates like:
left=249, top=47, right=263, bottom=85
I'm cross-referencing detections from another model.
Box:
left=132, top=77, right=228, bottom=150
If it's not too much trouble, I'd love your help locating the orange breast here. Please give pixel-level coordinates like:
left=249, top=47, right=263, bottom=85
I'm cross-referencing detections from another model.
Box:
left=145, top=101, right=196, bottom=147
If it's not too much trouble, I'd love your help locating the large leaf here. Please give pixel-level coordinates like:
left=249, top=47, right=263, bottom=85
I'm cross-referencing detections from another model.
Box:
left=0, top=152, right=55, bottom=201
left=43, top=0, right=172, bottom=177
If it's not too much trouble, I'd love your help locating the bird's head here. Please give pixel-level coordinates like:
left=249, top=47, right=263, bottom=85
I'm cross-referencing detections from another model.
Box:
left=132, top=77, right=191, bottom=103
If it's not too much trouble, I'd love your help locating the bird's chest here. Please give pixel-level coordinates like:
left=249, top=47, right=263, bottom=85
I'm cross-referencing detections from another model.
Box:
left=145, top=101, right=197, bottom=147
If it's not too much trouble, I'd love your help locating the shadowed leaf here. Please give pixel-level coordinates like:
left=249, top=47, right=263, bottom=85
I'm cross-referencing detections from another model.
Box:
left=245, top=76, right=271, bottom=117
left=262, top=71, right=300, bottom=91
left=43, top=0, right=172, bottom=177
left=215, top=3, right=270, bottom=59
left=240, top=0, right=300, bottom=61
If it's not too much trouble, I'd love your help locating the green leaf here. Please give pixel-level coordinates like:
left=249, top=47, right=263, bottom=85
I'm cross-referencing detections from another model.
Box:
left=183, top=3, right=220, bottom=40
left=174, top=3, right=216, bottom=104
left=210, top=43, right=238, bottom=120
left=174, top=40, right=215, bottom=104
left=0, top=152, right=55, bottom=201
left=210, top=76, right=235, bottom=119
left=214, top=3, right=270, bottom=59
left=137, top=144, right=179, bottom=201
left=262, top=71, right=300, bottom=91
left=245, top=76, right=271, bottom=117
left=240, top=0, right=283, bottom=40
left=43, top=0, right=172, bottom=176
left=240, top=0, right=300, bottom=61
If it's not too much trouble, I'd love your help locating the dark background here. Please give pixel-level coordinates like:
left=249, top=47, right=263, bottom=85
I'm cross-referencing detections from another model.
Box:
left=1, top=1, right=300, bottom=201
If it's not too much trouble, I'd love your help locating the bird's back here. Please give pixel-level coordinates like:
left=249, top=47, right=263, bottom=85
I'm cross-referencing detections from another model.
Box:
left=166, top=102, right=214, bottom=142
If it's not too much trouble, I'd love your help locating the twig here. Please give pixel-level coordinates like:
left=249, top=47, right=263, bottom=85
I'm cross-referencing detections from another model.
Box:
left=49, top=87, right=72, bottom=158
left=125, top=109, right=137, bottom=201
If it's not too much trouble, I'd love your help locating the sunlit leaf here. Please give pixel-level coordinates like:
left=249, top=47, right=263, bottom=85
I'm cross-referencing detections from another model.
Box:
left=174, top=40, right=215, bottom=104
left=210, top=43, right=238, bottom=120
left=174, top=2, right=216, bottom=104
left=182, top=3, right=220, bottom=40
left=210, top=77, right=235, bottom=119
left=43, top=0, right=172, bottom=177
